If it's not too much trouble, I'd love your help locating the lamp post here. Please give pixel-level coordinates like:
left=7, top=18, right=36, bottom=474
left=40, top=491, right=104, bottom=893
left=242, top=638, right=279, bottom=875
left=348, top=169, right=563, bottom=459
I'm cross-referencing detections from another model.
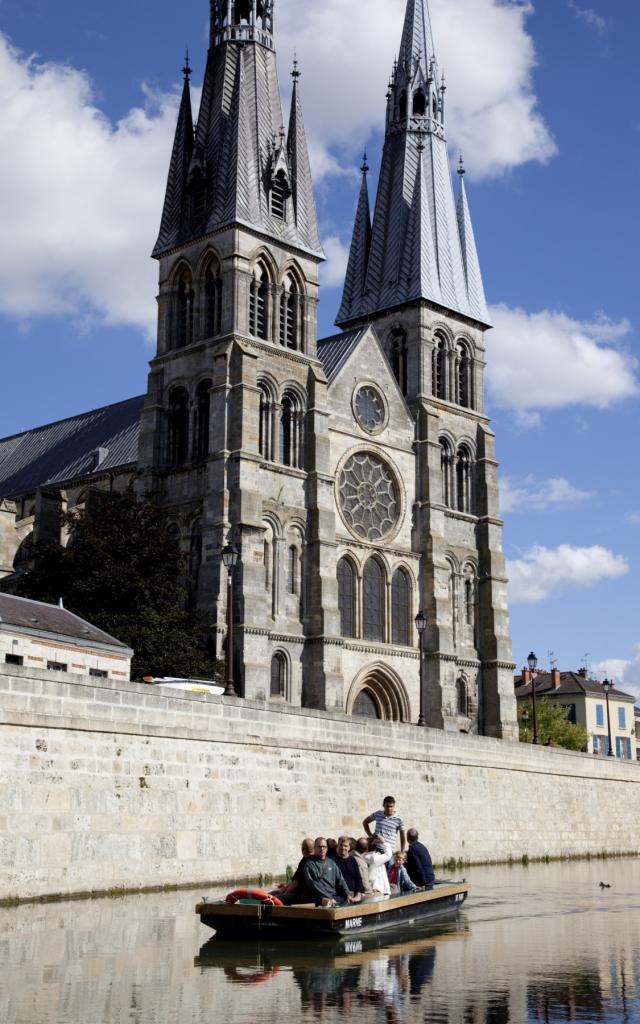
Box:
left=527, top=651, right=539, bottom=745
left=602, top=678, right=615, bottom=757
left=522, top=706, right=530, bottom=743
left=415, top=610, right=427, bottom=727
left=222, top=543, right=239, bottom=698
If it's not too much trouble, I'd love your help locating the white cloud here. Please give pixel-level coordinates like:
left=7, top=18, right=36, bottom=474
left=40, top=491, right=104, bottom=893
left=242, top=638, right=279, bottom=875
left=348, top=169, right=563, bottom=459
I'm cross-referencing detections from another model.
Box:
left=508, top=544, right=629, bottom=604
left=278, top=0, right=555, bottom=181
left=0, top=35, right=176, bottom=338
left=320, top=235, right=350, bottom=290
left=593, top=649, right=640, bottom=702
left=500, top=475, right=595, bottom=514
left=567, top=1, right=608, bottom=35
left=487, top=306, right=638, bottom=421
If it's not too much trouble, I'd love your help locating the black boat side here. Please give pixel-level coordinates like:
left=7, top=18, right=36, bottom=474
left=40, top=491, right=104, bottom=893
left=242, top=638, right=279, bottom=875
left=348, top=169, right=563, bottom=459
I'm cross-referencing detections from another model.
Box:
left=196, top=883, right=468, bottom=938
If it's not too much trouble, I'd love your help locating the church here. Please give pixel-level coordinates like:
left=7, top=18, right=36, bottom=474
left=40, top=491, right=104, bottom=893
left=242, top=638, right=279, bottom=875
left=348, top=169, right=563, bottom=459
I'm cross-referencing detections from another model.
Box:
left=0, top=0, right=518, bottom=739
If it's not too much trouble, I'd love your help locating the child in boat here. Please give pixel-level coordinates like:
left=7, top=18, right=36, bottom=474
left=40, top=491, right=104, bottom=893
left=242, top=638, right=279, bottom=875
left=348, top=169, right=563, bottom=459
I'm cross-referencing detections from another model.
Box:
left=388, top=851, right=417, bottom=894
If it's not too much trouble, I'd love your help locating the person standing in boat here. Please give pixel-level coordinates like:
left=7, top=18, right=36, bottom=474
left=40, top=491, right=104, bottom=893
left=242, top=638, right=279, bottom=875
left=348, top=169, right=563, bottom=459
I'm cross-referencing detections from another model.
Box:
left=405, top=829, right=435, bottom=891
left=301, top=838, right=359, bottom=908
left=363, top=796, right=406, bottom=863
left=363, top=835, right=393, bottom=896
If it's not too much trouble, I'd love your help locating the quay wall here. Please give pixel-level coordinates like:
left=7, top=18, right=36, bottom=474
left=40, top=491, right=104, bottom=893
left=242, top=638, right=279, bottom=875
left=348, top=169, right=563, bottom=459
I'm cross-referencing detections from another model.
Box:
left=1, top=664, right=639, bottom=901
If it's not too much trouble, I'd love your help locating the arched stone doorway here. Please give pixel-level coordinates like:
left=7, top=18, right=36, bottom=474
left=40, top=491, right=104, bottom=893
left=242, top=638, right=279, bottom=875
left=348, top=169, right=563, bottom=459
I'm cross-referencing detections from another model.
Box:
left=347, top=664, right=410, bottom=723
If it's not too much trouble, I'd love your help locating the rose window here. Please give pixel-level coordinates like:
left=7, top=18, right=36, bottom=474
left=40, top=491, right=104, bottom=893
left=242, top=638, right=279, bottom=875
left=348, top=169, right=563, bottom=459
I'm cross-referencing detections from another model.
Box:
left=355, top=386, right=385, bottom=432
left=338, top=452, right=400, bottom=541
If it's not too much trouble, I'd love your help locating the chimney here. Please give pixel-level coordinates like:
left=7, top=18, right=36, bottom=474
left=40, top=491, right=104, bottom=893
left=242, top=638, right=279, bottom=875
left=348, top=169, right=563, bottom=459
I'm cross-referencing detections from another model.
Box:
left=522, top=668, right=531, bottom=685
left=578, top=667, right=588, bottom=679
left=551, top=669, right=561, bottom=689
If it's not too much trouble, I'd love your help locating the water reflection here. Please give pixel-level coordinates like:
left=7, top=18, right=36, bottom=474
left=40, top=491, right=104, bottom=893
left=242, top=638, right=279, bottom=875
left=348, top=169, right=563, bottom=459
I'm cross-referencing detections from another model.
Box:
left=1, top=859, right=640, bottom=1024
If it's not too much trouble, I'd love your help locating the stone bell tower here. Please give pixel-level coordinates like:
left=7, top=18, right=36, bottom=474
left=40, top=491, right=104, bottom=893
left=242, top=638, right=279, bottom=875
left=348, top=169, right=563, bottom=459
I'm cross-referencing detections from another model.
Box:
left=337, top=0, right=517, bottom=739
left=137, top=0, right=338, bottom=705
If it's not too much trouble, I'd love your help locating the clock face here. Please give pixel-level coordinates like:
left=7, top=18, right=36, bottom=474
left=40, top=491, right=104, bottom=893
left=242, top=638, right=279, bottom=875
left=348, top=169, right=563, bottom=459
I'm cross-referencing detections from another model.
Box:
left=355, top=386, right=385, bottom=432
left=338, top=452, right=400, bottom=542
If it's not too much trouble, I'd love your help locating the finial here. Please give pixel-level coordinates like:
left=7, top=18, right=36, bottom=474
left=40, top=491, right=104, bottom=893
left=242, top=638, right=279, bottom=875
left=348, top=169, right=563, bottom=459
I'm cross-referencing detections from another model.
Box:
left=291, top=54, right=300, bottom=81
left=440, top=69, right=447, bottom=92
left=279, top=124, right=286, bottom=148
left=182, top=48, right=191, bottom=81
left=457, top=154, right=466, bottom=177
left=361, top=150, right=369, bottom=175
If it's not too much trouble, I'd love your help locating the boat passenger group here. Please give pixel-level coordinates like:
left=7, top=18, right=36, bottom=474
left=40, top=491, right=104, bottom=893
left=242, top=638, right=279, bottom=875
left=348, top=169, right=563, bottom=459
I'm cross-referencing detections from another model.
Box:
left=274, top=797, right=435, bottom=908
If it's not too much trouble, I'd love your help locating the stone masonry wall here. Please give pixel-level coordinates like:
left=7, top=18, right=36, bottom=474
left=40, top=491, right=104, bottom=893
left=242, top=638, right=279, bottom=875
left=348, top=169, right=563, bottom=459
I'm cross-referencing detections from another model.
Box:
left=1, top=663, right=639, bottom=901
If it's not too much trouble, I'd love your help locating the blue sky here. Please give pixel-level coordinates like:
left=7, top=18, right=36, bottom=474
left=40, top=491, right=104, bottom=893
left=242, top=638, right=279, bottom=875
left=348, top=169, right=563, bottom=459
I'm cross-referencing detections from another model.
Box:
left=0, top=0, right=638, bottom=694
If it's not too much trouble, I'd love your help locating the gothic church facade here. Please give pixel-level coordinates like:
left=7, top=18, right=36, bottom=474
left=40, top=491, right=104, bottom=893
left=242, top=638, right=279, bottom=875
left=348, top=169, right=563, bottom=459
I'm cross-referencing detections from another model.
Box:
left=0, top=0, right=517, bottom=739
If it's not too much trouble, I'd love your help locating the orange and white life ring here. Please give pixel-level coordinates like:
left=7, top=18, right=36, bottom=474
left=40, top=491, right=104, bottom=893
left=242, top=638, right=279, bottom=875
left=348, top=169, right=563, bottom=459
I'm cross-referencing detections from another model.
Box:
left=225, top=888, right=284, bottom=907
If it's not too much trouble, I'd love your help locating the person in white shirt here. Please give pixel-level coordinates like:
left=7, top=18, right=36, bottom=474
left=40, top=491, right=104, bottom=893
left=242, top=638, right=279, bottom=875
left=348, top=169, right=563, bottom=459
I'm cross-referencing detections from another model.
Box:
left=363, top=834, right=392, bottom=896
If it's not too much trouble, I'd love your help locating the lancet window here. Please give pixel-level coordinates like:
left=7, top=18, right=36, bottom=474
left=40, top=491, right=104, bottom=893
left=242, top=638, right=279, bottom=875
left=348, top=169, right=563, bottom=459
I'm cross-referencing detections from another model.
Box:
left=457, top=678, right=468, bottom=717
left=391, top=568, right=411, bottom=646
left=175, top=269, right=194, bottom=349
left=413, top=89, right=426, bottom=117
left=456, top=343, right=471, bottom=409
left=337, top=557, right=357, bottom=639
left=456, top=446, right=473, bottom=514
left=432, top=336, right=447, bottom=400
left=280, top=274, right=302, bottom=350
left=389, top=328, right=408, bottom=396
left=250, top=262, right=270, bottom=340
left=279, top=392, right=304, bottom=469
left=167, top=388, right=190, bottom=468
left=258, top=383, right=275, bottom=461
left=363, top=558, right=385, bottom=643
left=440, top=438, right=454, bottom=508
left=270, top=652, right=287, bottom=699
left=204, top=260, right=223, bottom=339
left=271, top=171, right=287, bottom=221
left=193, top=380, right=211, bottom=462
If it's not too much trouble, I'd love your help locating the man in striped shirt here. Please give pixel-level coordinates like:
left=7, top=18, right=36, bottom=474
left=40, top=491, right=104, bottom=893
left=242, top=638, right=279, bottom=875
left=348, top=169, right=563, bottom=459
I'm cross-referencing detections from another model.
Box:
left=363, top=796, right=406, bottom=862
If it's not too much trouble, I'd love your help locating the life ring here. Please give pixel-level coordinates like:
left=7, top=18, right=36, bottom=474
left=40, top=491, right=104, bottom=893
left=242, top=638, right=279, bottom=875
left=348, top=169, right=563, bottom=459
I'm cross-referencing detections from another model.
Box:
left=225, top=888, right=284, bottom=907
left=224, top=965, right=281, bottom=985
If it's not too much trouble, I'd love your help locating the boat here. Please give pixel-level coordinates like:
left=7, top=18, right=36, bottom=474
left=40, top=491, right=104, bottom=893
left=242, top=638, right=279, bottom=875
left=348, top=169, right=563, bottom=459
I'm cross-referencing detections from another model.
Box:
left=195, top=881, right=469, bottom=939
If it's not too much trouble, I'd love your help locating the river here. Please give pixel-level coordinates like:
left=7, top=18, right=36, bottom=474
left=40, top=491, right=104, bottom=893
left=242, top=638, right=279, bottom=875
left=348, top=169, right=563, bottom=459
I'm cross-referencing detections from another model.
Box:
left=2, top=858, right=640, bottom=1024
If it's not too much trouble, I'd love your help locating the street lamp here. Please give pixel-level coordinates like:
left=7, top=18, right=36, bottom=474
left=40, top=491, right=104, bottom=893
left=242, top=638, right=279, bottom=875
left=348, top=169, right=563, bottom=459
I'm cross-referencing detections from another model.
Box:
left=602, top=678, right=615, bottom=757
left=415, top=610, right=427, bottom=727
left=527, top=651, right=539, bottom=745
left=522, top=706, right=530, bottom=743
left=222, top=543, right=239, bottom=697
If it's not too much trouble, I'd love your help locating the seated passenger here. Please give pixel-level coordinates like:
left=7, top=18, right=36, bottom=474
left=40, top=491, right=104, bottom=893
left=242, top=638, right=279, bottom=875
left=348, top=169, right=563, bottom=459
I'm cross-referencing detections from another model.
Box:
left=301, top=837, right=358, bottom=908
left=333, top=836, right=365, bottom=902
left=327, top=838, right=339, bottom=861
left=275, top=837, right=315, bottom=905
left=406, top=828, right=435, bottom=891
left=388, top=851, right=417, bottom=894
left=353, top=837, right=374, bottom=895
left=363, top=834, right=392, bottom=896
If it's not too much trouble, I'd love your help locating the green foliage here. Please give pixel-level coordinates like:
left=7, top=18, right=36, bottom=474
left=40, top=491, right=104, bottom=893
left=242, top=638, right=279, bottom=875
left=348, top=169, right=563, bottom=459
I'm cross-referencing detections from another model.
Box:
left=14, top=491, right=222, bottom=682
left=518, top=698, right=589, bottom=752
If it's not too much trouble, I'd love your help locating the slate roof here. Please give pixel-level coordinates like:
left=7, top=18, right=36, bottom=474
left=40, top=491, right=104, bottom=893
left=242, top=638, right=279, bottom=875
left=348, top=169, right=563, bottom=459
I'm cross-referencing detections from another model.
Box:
left=337, top=0, right=489, bottom=328
left=0, top=396, right=143, bottom=500
left=514, top=672, right=636, bottom=704
left=0, top=593, right=131, bottom=652
left=317, top=328, right=371, bottom=384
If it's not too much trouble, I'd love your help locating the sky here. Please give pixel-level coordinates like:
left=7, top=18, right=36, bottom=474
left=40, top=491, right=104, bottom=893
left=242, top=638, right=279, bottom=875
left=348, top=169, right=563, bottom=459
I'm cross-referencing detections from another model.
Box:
left=0, top=0, right=638, bottom=697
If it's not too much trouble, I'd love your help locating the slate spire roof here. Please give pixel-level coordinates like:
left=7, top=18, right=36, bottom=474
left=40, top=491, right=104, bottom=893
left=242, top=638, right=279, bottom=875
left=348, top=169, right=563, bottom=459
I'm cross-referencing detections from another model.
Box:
left=337, top=0, right=489, bottom=327
left=153, top=1, right=323, bottom=260
left=336, top=155, right=372, bottom=324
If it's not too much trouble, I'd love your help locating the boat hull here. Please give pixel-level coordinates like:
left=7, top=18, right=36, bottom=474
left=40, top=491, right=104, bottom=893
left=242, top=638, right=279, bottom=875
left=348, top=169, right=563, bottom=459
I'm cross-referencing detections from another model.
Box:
left=196, top=883, right=468, bottom=939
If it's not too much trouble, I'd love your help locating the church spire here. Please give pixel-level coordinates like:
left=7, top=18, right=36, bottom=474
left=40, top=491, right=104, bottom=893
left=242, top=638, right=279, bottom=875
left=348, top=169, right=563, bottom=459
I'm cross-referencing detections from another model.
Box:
left=152, top=57, right=194, bottom=258
left=154, top=0, right=322, bottom=261
left=336, top=0, right=488, bottom=327
left=337, top=154, right=372, bottom=324
left=456, top=158, right=489, bottom=323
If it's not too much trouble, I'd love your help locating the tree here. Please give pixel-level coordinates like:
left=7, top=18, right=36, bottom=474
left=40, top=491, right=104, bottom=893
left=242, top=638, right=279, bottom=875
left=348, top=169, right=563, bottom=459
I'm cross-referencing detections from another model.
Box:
left=518, top=698, right=588, bottom=752
left=14, top=491, right=222, bottom=682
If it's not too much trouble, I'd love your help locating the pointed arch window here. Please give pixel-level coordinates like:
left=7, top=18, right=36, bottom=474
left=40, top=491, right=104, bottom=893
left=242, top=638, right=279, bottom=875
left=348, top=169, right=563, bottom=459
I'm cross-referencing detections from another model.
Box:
left=250, top=263, right=270, bottom=341
left=258, top=383, right=274, bottom=461
left=271, top=171, right=288, bottom=221
left=391, top=568, right=411, bottom=646
left=353, top=689, right=381, bottom=719
left=270, top=652, right=287, bottom=699
left=279, top=392, right=303, bottom=469
left=463, top=564, right=477, bottom=643
left=167, top=387, right=189, bottom=468
left=390, top=328, right=408, bottom=396
left=412, top=90, right=426, bottom=117
left=280, top=275, right=301, bottom=350
left=457, top=677, right=468, bottom=717
left=288, top=545, right=299, bottom=595
left=456, top=343, right=471, bottom=409
left=176, top=270, right=194, bottom=349
left=363, top=558, right=385, bottom=642
left=440, top=438, right=454, bottom=509
left=205, top=260, right=223, bottom=339
left=337, top=557, right=356, bottom=639
left=456, top=446, right=473, bottom=514
left=193, top=380, right=212, bottom=462
left=432, top=336, right=447, bottom=400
